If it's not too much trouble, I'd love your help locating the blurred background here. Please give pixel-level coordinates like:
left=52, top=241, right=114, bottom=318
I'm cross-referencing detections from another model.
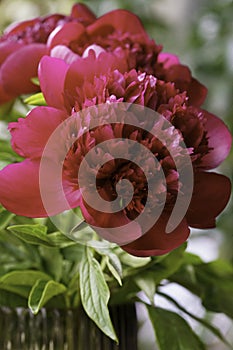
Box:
left=0, top=0, right=232, bottom=349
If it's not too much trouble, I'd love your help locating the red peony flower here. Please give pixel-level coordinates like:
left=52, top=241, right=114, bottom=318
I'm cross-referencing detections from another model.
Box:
left=0, top=53, right=231, bottom=256
left=47, top=7, right=207, bottom=107
left=0, top=3, right=207, bottom=109
left=0, top=3, right=96, bottom=105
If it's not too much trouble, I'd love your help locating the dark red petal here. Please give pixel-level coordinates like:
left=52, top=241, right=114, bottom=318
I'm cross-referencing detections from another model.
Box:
left=159, top=61, right=207, bottom=107
left=0, top=44, right=48, bottom=96
left=200, top=111, right=232, bottom=169
left=3, top=18, right=39, bottom=36
left=39, top=56, right=69, bottom=109
left=186, top=172, right=231, bottom=228
left=80, top=198, right=142, bottom=245
left=186, top=78, right=207, bottom=107
left=9, top=106, right=67, bottom=158
left=71, top=3, right=96, bottom=23
left=0, top=85, right=13, bottom=105
left=47, top=22, right=85, bottom=48
left=122, top=214, right=190, bottom=257
left=87, top=9, right=148, bottom=37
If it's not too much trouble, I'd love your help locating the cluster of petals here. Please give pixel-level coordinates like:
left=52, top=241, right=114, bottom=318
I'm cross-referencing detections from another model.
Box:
left=0, top=4, right=231, bottom=256
left=0, top=3, right=96, bottom=104
left=0, top=3, right=206, bottom=106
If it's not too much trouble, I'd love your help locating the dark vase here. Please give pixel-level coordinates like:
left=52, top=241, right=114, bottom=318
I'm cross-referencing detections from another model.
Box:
left=0, top=304, right=138, bottom=350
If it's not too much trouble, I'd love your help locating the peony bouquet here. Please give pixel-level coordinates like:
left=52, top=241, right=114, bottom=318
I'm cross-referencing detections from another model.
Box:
left=0, top=3, right=232, bottom=349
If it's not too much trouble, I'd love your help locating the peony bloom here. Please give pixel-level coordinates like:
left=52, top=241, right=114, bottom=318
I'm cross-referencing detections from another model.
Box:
left=0, top=3, right=96, bottom=105
left=0, top=3, right=207, bottom=108
left=0, top=53, right=231, bottom=256
left=47, top=6, right=207, bottom=107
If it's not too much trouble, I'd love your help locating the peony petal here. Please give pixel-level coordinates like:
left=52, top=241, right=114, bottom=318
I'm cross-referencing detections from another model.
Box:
left=0, top=160, right=50, bottom=217
left=39, top=56, right=69, bottom=109
left=63, top=52, right=127, bottom=111
left=50, top=45, right=80, bottom=64
left=0, top=159, right=80, bottom=218
left=71, top=3, right=96, bottom=23
left=87, top=9, right=148, bottom=37
left=200, top=111, right=232, bottom=169
left=80, top=198, right=142, bottom=245
left=9, top=106, right=67, bottom=158
left=3, top=18, right=38, bottom=36
left=122, top=214, right=190, bottom=257
left=0, top=85, right=13, bottom=105
left=47, top=22, right=85, bottom=48
left=157, top=52, right=180, bottom=69
left=0, top=41, right=25, bottom=65
left=186, top=78, right=207, bottom=107
left=0, top=44, right=48, bottom=96
left=158, top=58, right=207, bottom=107
left=186, top=172, right=231, bottom=228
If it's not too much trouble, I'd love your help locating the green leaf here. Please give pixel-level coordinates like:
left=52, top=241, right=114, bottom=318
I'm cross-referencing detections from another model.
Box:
left=79, top=247, right=118, bottom=342
left=7, top=224, right=52, bottom=246
left=141, top=243, right=186, bottom=285
left=171, top=259, right=233, bottom=319
left=28, top=279, right=67, bottom=314
left=147, top=306, right=205, bottom=350
left=119, top=250, right=151, bottom=268
left=0, top=289, right=27, bottom=307
left=0, top=284, right=30, bottom=298
left=24, top=92, right=46, bottom=106
left=157, top=291, right=232, bottom=348
left=62, top=244, right=85, bottom=262
left=105, top=256, right=122, bottom=286
left=0, top=270, right=51, bottom=298
left=0, top=210, right=15, bottom=230
left=195, top=262, right=233, bottom=318
left=110, top=279, right=140, bottom=305
left=39, top=246, right=63, bottom=281
left=95, top=248, right=122, bottom=285
left=47, top=231, right=75, bottom=248
left=135, top=271, right=156, bottom=303
left=0, top=270, right=51, bottom=285
left=31, top=77, right=40, bottom=86
left=0, top=101, right=15, bottom=120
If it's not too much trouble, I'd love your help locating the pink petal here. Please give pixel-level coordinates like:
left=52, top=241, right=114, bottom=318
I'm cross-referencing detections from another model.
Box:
left=0, top=41, right=25, bottom=65
left=39, top=56, right=69, bottom=109
left=0, top=44, right=48, bottom=96
left=47, top=22, right=85, bottom=48
left=87, top=9, right=148, bottom=37
left=0, top=160, right=50, bottom=217
left=9, top=106, right=67, bottom=158
left=64, top=52, right=128, bottom=104
left=186, top=172, right=231, bottom=228
left=122, top=214, right=190, bottom=257
left=200, top=111, right=232, bottom=169
left=0, top=159, right=80, bottom=218
left=50, top=45, right=80, bottom=64
left=157, top=52, right=180, bottom=69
